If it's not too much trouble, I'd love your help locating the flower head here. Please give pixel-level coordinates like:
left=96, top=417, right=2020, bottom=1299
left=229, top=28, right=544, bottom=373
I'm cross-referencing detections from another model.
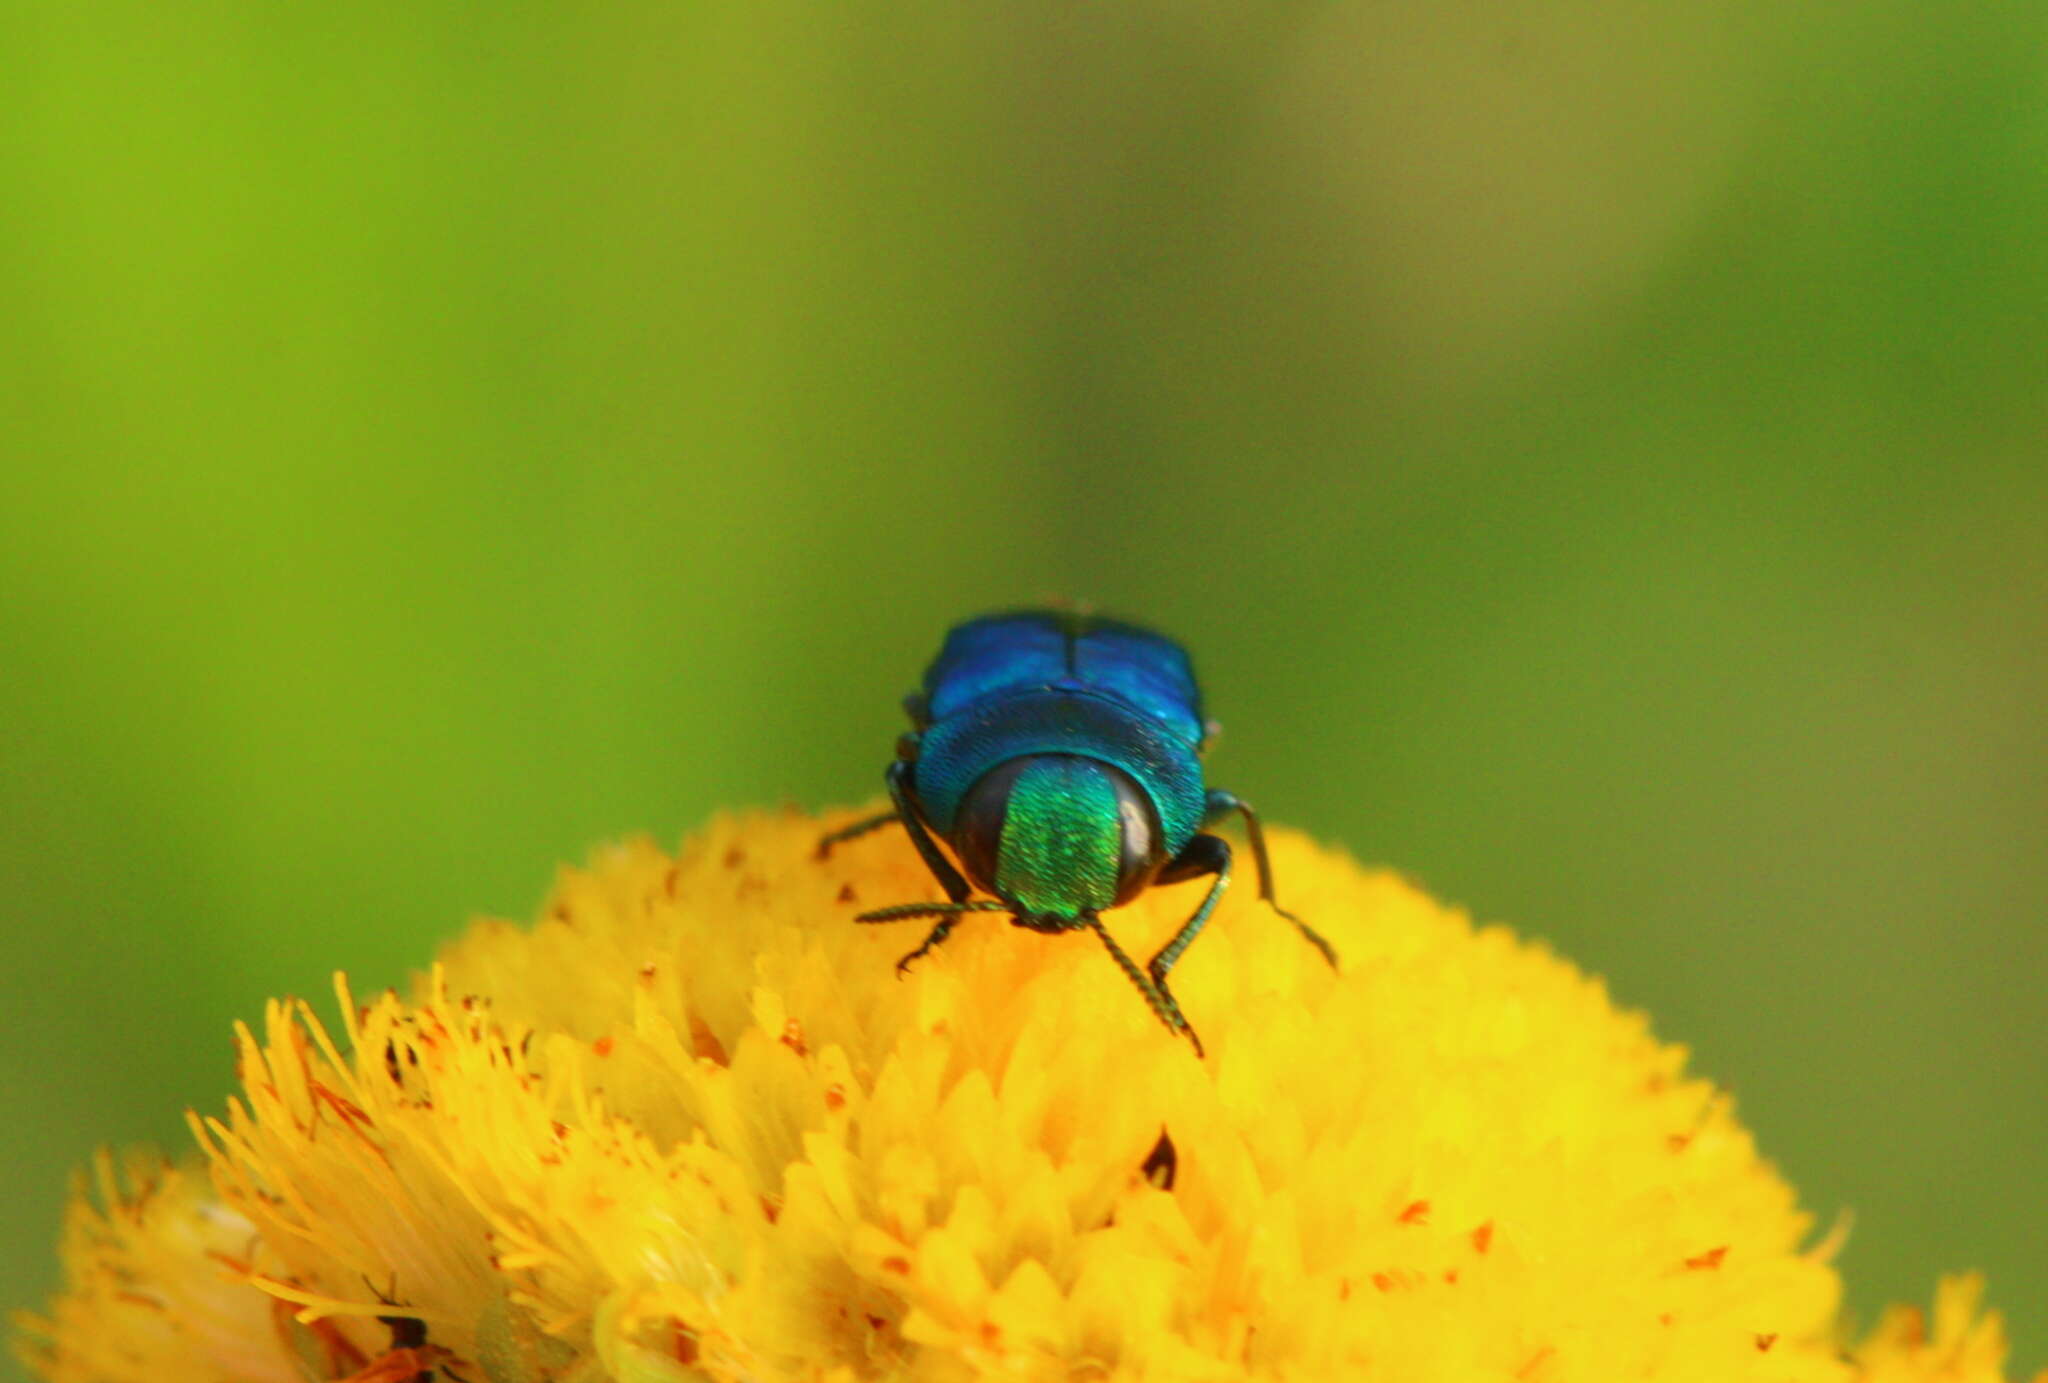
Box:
left=14, top=810, right=2035, bottom=1381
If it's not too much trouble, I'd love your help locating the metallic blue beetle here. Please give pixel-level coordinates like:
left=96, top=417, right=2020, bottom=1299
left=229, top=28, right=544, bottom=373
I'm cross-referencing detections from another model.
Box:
left=820, top=608, right=1336, bottom=1055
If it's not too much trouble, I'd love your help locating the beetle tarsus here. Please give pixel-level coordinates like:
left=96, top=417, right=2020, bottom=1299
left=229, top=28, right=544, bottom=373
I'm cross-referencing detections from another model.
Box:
left=816, top=809, right=900, bottom=859
left=895, top=907, right=979, bottom=973
left=1277, top=903, right=1338, bottom=969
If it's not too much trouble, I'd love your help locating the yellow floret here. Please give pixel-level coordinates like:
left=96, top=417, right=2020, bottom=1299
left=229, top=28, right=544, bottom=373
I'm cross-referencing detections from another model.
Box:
left=12, top=810, right=2035, bottom=1382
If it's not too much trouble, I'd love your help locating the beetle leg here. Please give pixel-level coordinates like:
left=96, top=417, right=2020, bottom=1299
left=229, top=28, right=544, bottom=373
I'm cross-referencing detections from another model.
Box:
left=885, top=760, right=973, bottom=903
left=896, top=919, right=955, bottom=975
left=815, top=810, right=900, bottom=858
left=1152, top=830, right=1233, bottom=991
left=1202, top=789, right=1338, bottom=967
left=1085, top=914, right=1202, bottom=1058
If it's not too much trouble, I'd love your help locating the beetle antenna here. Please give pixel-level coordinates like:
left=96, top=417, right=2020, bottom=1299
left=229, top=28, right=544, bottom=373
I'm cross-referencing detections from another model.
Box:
left=854, top=900, right=1010, bottom=976
left=853, top=901, right=1009, bottom=924
left=1084, top=915, right=1203, bottom=1058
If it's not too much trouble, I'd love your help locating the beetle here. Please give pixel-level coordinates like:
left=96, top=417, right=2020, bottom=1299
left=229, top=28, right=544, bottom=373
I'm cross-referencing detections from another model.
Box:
left=819, top=608, right=1336, bottom=1056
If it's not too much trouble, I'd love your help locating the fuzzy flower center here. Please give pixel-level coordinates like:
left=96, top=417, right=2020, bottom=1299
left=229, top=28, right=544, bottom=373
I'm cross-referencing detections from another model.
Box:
left=13, top=810, right=2029, bottom=1383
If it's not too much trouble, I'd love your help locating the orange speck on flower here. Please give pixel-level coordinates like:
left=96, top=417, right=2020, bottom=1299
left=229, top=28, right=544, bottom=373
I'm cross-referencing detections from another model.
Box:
left=9, top=809, right=2037, bottom=1383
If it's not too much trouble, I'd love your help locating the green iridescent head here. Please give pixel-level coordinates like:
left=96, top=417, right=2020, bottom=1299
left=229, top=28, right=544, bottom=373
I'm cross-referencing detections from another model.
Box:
left=950, top=754, right=1165, bottom=922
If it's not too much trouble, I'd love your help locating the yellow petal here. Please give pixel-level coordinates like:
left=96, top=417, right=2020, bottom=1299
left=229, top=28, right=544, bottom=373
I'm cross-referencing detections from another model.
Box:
left=15, top=809, right=2035, bottom=1383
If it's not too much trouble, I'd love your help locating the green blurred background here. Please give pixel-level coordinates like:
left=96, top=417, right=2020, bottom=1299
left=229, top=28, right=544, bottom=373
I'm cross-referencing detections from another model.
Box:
left=4, top=3, right=2044, bottom=1375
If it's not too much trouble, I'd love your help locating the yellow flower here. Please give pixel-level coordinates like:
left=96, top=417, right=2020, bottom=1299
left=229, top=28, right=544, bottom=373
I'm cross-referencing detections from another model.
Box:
left=12, top=809, right=2037, bottom=1382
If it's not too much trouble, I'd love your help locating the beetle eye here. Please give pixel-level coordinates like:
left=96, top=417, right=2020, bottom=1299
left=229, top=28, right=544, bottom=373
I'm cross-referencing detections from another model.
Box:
left=1106, top=765, right=1165, bottom=904
left=952, top=757, right=1029, bottom=895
